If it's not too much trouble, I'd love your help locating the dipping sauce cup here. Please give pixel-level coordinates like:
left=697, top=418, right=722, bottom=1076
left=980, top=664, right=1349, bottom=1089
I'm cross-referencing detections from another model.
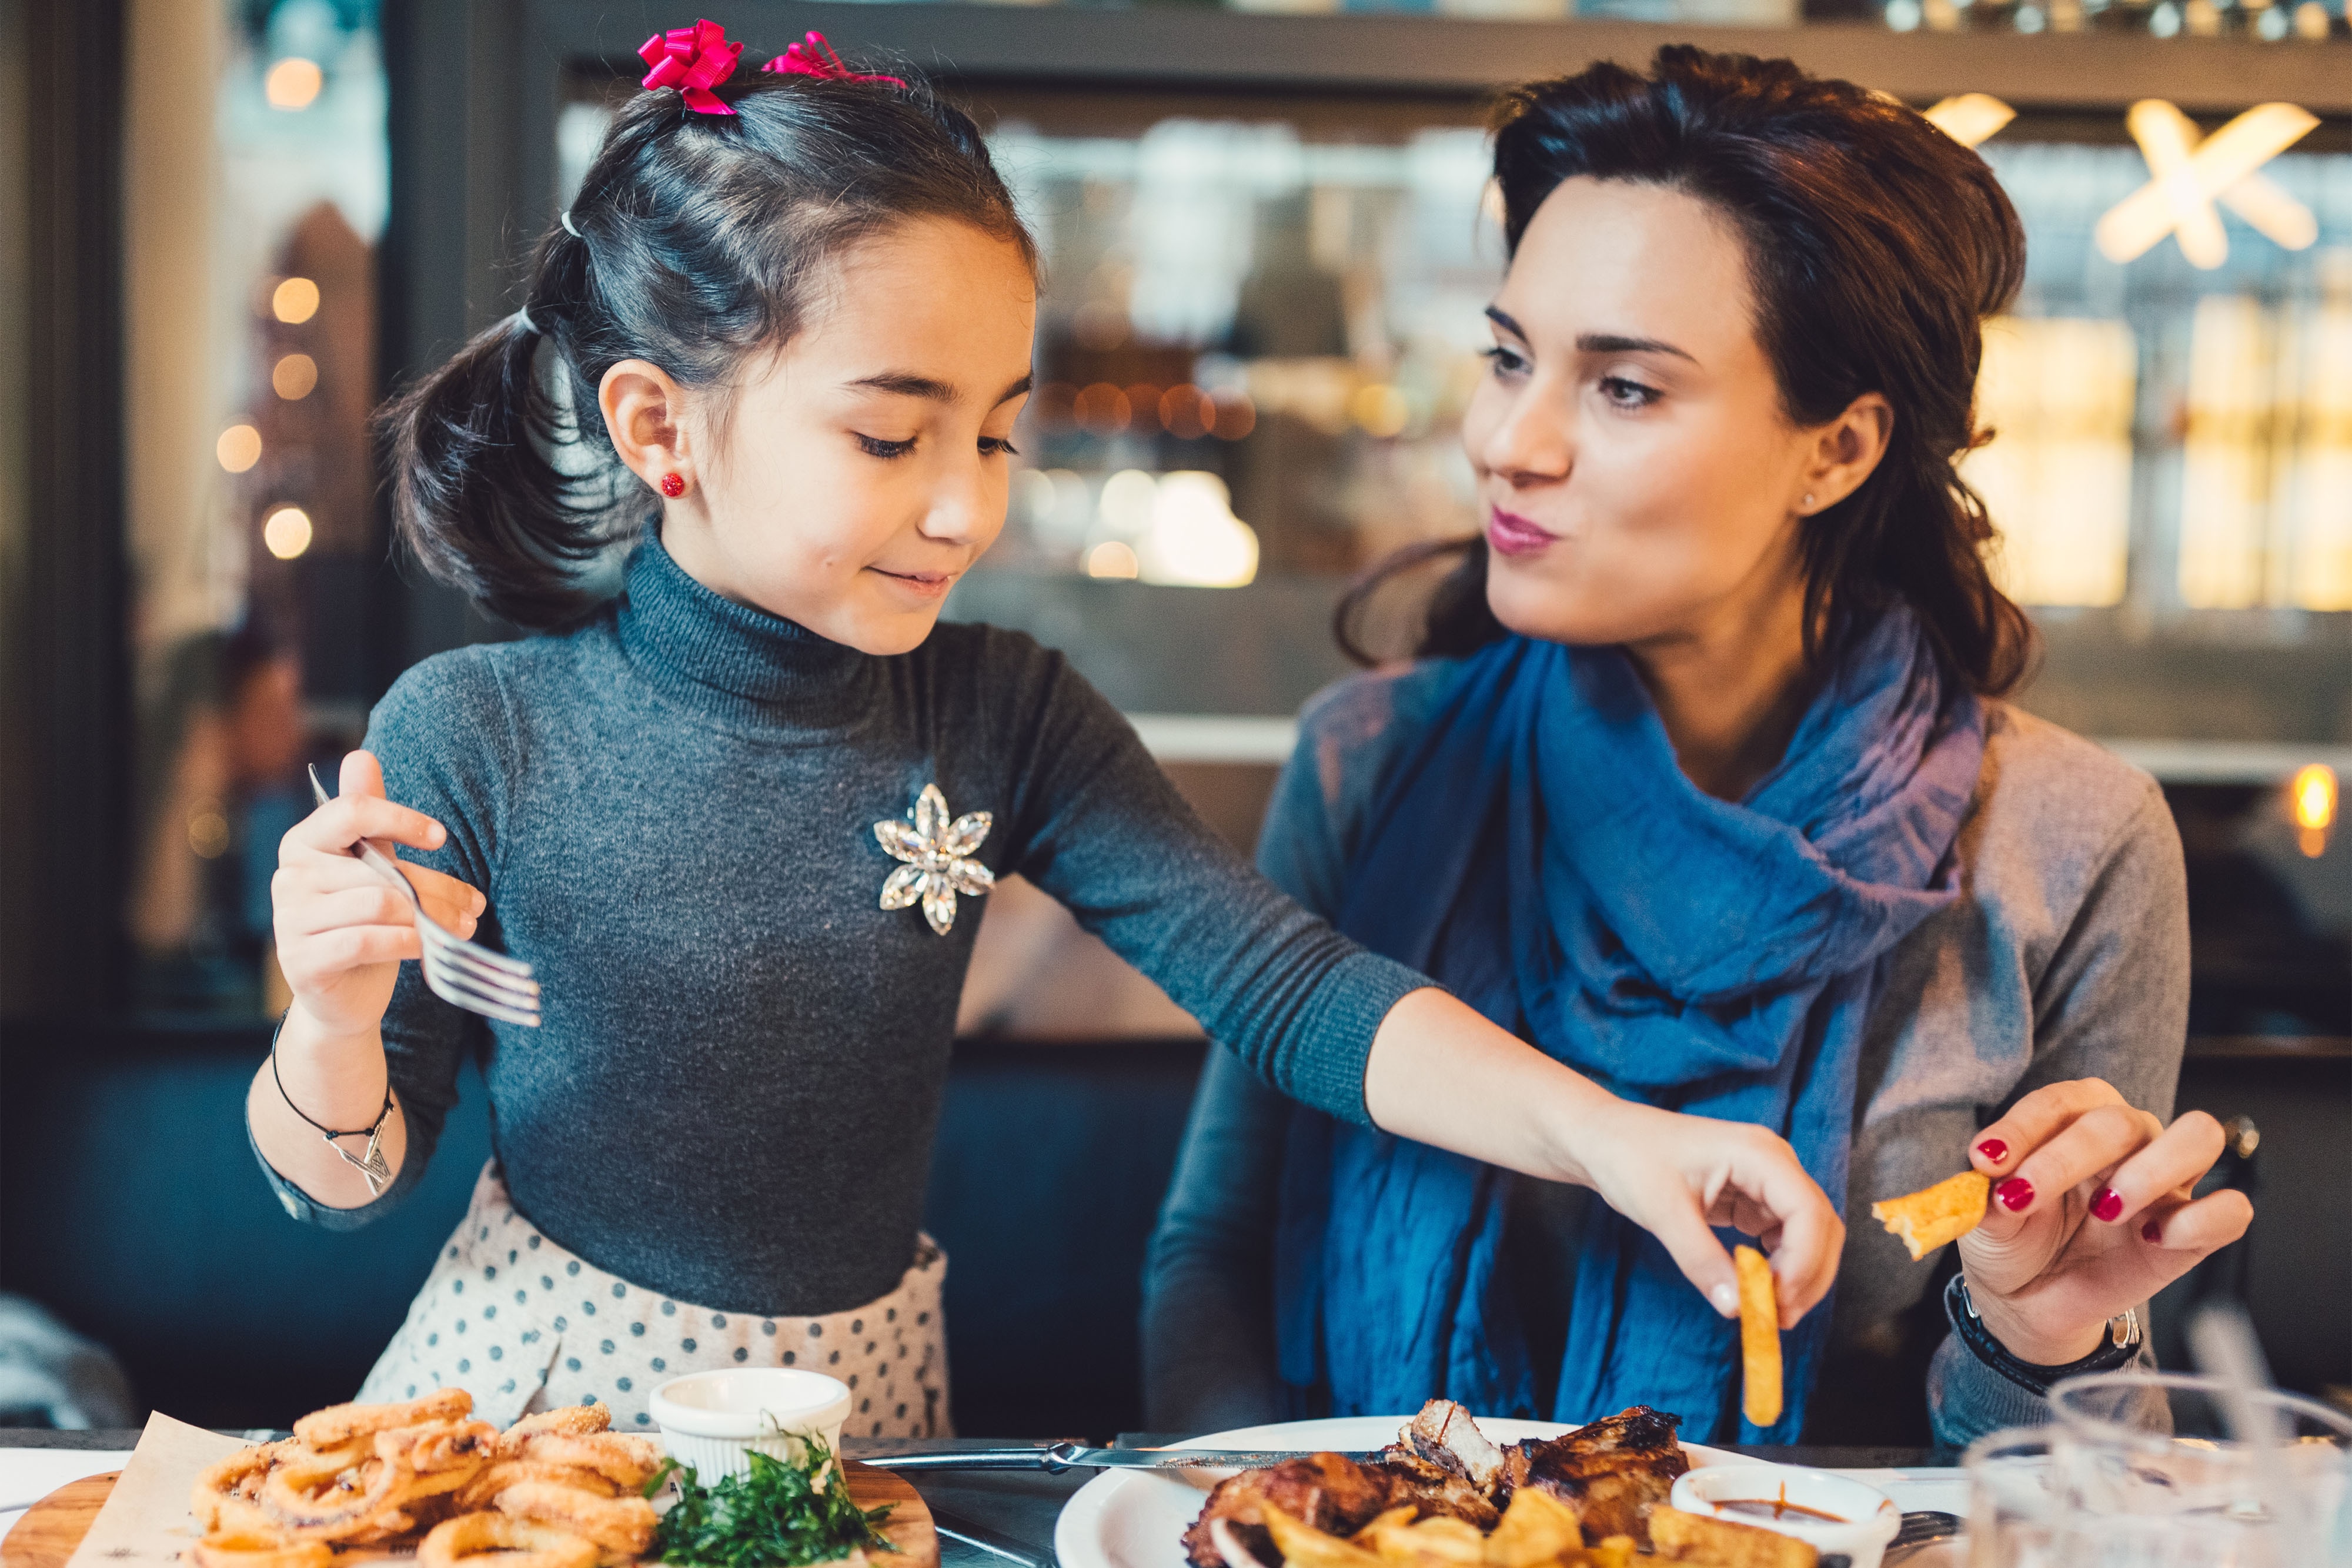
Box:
left=1669, top=1463, right=1902, bottom=1568
left=649, top=1367, right=853, bottom=1484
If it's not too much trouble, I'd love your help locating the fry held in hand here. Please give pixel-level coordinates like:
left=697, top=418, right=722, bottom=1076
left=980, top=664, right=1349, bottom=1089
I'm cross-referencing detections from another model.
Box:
left=1869, top=1170, right=1989, bottom=1261
left=1734, top=1245, right=1782, bottom=1429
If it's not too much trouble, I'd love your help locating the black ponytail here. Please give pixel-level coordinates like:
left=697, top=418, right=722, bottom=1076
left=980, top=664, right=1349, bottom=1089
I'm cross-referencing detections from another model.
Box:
left=1338, top=46, right=2036, bottom=696
left=379, top=57, right=1035, bottom=629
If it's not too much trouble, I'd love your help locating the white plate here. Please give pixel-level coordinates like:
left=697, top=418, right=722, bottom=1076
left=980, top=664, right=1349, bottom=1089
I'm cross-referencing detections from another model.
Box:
left=1053, top=1415, right=1761, bottom=1568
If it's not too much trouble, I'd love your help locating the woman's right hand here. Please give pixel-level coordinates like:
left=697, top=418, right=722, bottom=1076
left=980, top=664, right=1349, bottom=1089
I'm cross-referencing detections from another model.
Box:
left=273, top=750, right=486, bottom=1038
left=1573, top=1099, right=1846, bottom=1328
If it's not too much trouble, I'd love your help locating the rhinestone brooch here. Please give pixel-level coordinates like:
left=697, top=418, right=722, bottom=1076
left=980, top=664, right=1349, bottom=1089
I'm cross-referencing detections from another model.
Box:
left=874, top=783, right=995, bottom=935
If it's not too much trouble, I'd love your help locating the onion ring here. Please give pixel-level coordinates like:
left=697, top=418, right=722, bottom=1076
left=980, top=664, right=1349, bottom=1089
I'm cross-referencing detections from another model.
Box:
left=454, top=1462, right=622, bottom=1511
left=192, top=1495, right=297, bottom=1540
left=516, top=1434, right=662, bottom=1490
left=382, top=1419, right=502, bottom=1475
left=186, top=1532, right=333, bottom=1568
left=495, top=1405, right=610, bottom=1457
left=495, top=1482, right=658, bottom=1557
left=294, top=1388, right=472, bottom=1449
left=419, top=1512, right=600, bottom=1568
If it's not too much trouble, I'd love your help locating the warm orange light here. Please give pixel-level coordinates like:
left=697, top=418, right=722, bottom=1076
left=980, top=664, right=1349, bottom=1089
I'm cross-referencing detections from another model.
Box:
left=216, top=424, right=262, bottom=473
left=1923, top=94, right=2016, bottom=149
left=1208, top=392, right=1256, bottom=441
left=272, top=277, right=320, bottom=323
left=2291, top=763, right=2336, bottom=857
left=265, top=57, right=323, bottom=111
left=273, top=353, right=319, bottom=400
left=1160, top=385, right=1213, bottom=440
left=1084, top=540, right=1140, bottom=579
left=263, top=506, right=313, bottom=560
left=1073, top=383, right=1131, bottom=436
left=2097, top=101, right=2319, bottom=269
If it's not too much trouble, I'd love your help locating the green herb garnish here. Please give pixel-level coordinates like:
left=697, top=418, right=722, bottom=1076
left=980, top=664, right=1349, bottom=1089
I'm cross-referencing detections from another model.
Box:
left=645, top=1436, right=897, bottom=1568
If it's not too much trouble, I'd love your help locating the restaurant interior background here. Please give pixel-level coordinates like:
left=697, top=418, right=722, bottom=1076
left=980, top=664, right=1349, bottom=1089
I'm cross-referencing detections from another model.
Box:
left=0, top=0, right=2346, bottom=1442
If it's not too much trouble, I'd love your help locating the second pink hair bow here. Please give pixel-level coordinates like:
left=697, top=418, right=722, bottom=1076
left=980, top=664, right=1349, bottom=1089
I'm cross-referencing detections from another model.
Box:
left=761, top=32, right=907, bottom=89
left=639, top=18, right=744, bottom=115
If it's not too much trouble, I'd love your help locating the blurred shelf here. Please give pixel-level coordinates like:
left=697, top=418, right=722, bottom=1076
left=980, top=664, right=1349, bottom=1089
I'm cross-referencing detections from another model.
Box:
left=1127, top=713, right=2352, bottom=784
left=529, top=2, right=2352, bottom=115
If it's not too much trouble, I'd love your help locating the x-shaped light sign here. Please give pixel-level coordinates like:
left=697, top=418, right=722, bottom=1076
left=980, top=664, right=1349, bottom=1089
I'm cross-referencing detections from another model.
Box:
left=2096, top=99, right=2319, bottom=269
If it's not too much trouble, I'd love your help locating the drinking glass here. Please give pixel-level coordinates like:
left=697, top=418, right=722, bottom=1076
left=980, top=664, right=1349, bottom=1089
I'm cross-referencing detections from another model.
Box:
left=1965, top=1376, right=2352, bottom=1566
left=2049, top=1371, right=2352, bottom=1567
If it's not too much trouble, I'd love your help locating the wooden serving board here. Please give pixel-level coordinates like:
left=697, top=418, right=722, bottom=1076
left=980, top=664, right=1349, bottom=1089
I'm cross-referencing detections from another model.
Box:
left=1, top=1464, right=934, bottom=1568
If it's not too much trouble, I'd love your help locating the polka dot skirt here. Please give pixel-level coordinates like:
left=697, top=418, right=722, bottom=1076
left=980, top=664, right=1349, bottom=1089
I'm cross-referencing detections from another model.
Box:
left=357, top=1162, right=951, bottom=1437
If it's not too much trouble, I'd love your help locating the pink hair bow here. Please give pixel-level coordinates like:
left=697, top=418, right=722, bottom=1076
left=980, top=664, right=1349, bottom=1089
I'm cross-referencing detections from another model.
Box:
left=761, top=32, right=906, bottom=89
left=639, top=19, right=744, bottom=115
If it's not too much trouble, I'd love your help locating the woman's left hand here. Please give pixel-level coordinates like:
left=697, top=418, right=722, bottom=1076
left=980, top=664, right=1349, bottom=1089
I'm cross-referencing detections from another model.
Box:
left=1957, top=1078, right=2253, bottom=1366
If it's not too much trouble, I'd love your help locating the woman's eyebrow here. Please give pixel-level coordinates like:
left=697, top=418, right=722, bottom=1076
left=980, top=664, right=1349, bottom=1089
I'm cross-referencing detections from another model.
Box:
left=1577, top=332, right=1699, bottom=365
left=996, top=372, right=1034, bottom=406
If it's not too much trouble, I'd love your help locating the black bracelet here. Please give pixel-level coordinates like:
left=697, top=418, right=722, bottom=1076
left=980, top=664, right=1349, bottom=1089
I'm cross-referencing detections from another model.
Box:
left=1943, top=1272, right=2142, bottom=1397
left=269, top=1015, right=397, bottom=1195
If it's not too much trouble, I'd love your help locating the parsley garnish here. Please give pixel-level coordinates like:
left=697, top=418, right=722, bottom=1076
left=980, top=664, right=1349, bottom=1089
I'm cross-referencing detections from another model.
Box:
left=646, top=1436, right=898, bottom=1568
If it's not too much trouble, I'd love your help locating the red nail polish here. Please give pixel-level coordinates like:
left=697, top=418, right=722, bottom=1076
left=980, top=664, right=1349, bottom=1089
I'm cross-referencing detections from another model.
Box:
left=1996, top=1176, right=2034, bottom=1212
left=2142, top=1218, right=2163, bottom=1243
left=2092, top=1187, right=2124, bottom=1223
left=1976, top=1138, right=2008, bottom=1164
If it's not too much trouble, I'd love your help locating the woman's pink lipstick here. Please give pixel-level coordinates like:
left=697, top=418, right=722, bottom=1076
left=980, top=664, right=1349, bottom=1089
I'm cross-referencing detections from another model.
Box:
left=1486, top=507, right=1558, bottom=558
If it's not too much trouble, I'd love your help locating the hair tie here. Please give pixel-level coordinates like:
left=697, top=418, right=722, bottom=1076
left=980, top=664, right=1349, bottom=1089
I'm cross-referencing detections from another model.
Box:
left=639, top=19, right=743, bottom=115
left=509, top=306, right=539, bottom=336
left=560, top=210, right=580, bottom=239
left=761, top=32, right=906, bottom=89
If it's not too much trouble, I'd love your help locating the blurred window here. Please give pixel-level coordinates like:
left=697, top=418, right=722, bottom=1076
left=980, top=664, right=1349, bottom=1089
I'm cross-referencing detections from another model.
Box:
left=123, top=0, right=386, bottom=1016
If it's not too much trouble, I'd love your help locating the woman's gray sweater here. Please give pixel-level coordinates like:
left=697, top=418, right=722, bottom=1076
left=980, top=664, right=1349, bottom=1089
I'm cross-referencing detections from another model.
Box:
left=258, top=536, right=1425, bottom=1318
left=1142, top=660, right=2184, bottom=1449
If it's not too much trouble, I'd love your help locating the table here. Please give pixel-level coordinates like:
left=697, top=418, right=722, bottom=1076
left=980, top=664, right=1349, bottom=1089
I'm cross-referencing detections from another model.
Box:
left=0, top=1432, right=1954, bottom=1568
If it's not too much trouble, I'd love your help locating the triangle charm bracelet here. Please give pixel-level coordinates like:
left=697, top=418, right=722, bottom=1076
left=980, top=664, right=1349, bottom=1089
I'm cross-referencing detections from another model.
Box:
left=270, top=1028, right=397, bottom=1197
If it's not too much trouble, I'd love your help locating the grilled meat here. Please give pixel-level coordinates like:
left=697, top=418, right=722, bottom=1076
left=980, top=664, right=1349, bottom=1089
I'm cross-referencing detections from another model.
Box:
left=1184, top=1401, right=1688, bottom=1564
left=1184, top=1453, right=1394, bottom=1568
left=1498, top=1405, right=1689, bottom=1547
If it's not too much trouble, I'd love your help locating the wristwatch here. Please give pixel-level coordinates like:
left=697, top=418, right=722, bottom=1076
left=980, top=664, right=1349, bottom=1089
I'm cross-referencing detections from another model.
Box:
left=1944, top=1273, right=2143, bottom=1396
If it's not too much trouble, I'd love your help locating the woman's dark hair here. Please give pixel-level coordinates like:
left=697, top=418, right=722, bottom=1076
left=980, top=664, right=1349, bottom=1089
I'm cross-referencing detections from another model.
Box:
left=1336, top=46, right=2036, bottom=694
left=380, top=55, right=1035, bottom=628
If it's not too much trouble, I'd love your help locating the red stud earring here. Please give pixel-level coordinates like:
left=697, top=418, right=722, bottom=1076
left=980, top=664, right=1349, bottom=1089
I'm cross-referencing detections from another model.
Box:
left=660, top=473, right=687, bottom=499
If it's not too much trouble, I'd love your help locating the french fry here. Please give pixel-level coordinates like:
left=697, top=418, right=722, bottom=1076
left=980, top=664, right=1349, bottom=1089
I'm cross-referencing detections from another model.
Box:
left=1349, top=1507, right=1419, bottom=1548
left=1362, top=1516, right=1485, bottom=1566
left=1481, top=1488, right=1582, bottom=1568
left=1870, top=1170, right=1990, bottom=1261
left=1648, top=1505, right=1818, bottom=1568
left=1578, top=1540, right=1635, bottom=1568
left=1264, top=1504, right=1387, bottom=1568
left=1735, top=1244, right=1782, bottom=1429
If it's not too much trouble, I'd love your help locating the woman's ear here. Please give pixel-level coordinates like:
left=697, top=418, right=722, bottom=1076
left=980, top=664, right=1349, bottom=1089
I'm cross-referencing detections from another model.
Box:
left=1797, top=392, right=1893, bottom=515
left=600, top=359, right=695, bottom=492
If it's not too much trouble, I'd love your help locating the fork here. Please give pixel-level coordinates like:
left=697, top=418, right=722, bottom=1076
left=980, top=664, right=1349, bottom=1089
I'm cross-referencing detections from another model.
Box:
left=308, top=764, right=542, bottom=1027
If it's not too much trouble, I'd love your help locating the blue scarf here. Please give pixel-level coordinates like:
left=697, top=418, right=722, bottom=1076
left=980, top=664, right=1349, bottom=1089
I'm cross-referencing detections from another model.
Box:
left=1271, top=606, right=1983, bottom=1442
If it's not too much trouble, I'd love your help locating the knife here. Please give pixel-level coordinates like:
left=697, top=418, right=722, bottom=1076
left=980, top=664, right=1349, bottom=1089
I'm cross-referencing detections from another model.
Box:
left=862, top=1442, right=1382, bottom=1473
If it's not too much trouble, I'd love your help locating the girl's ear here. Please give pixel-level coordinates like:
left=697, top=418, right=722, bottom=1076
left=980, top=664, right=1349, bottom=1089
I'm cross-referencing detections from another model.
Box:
left=1796, top=391, right=1893, bottom=516
left=600, top=359, right=695, bottom=489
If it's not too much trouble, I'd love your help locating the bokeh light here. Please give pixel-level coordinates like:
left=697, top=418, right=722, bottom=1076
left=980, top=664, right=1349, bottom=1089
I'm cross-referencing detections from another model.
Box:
left=272, top=277, right=320, bottom=324
left=265, top=57, right=323, bottom=111
left=216, top=424, right=262, bottom=473
left=273, top=353, right=319, bottom=400
left=1084, top=540, right=1140, bottom=579
left=262, top=506, right=313, bottom=560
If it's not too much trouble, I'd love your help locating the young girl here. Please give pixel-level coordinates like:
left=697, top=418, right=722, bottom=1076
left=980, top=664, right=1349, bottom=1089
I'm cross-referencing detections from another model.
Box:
left=1142, top=48, right=2252, bottom=1448
left=252, top=25, right=1843, bottom=1435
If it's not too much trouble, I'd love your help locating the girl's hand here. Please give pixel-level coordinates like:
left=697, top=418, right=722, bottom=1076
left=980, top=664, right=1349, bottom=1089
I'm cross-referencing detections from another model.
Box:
left=1958, top=1078, right=2254, bottom=1366
left=1577, top=1101, right=1846, bottom=1326
left=273, top=750, right=486, bottom=1038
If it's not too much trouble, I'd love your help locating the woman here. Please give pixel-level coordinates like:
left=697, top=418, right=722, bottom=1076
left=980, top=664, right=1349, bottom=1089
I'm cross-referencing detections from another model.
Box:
left=1141, top=47, right=2251, bottom=1447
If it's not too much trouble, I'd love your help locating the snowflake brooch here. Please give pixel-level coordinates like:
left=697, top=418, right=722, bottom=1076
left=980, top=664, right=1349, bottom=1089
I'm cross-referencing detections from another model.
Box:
left=874, top=783, right=995, bottom=935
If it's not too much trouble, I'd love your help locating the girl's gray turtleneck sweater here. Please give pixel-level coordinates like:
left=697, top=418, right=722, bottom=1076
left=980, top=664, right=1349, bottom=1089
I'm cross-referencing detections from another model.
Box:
left=257, top=534, right=1425, bottom=1318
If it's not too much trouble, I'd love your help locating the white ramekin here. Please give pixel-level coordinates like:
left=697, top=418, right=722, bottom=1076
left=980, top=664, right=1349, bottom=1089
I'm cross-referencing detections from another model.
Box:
left=1669, top=1463, right=1904, bottom=1568
left=648, top=1368, right=853, bottom=1484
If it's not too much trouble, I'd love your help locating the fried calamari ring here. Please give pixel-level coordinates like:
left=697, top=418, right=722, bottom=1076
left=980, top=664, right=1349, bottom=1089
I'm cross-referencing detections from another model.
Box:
left=419, top=1512, right=600, bottom=1568
left=192, top=1495, right=299, bottom=1541
left=191, top=1445, right=285, bottom=1524
left=495, top=1405, right=610, bottom=1457
left=454, top=1462, right=622, bottom=1511
left=259, top=1455, right=407, bottom=1535
left=186, top=1532, right=333, bottom=1568
left=516, top=1434, right=662, bottom=1490
left=381, top=1419, right=502, bottom=1475
left=294, top=1388, right=472, bottom=1449
left=495, top=1482, right=658, bottom=1557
